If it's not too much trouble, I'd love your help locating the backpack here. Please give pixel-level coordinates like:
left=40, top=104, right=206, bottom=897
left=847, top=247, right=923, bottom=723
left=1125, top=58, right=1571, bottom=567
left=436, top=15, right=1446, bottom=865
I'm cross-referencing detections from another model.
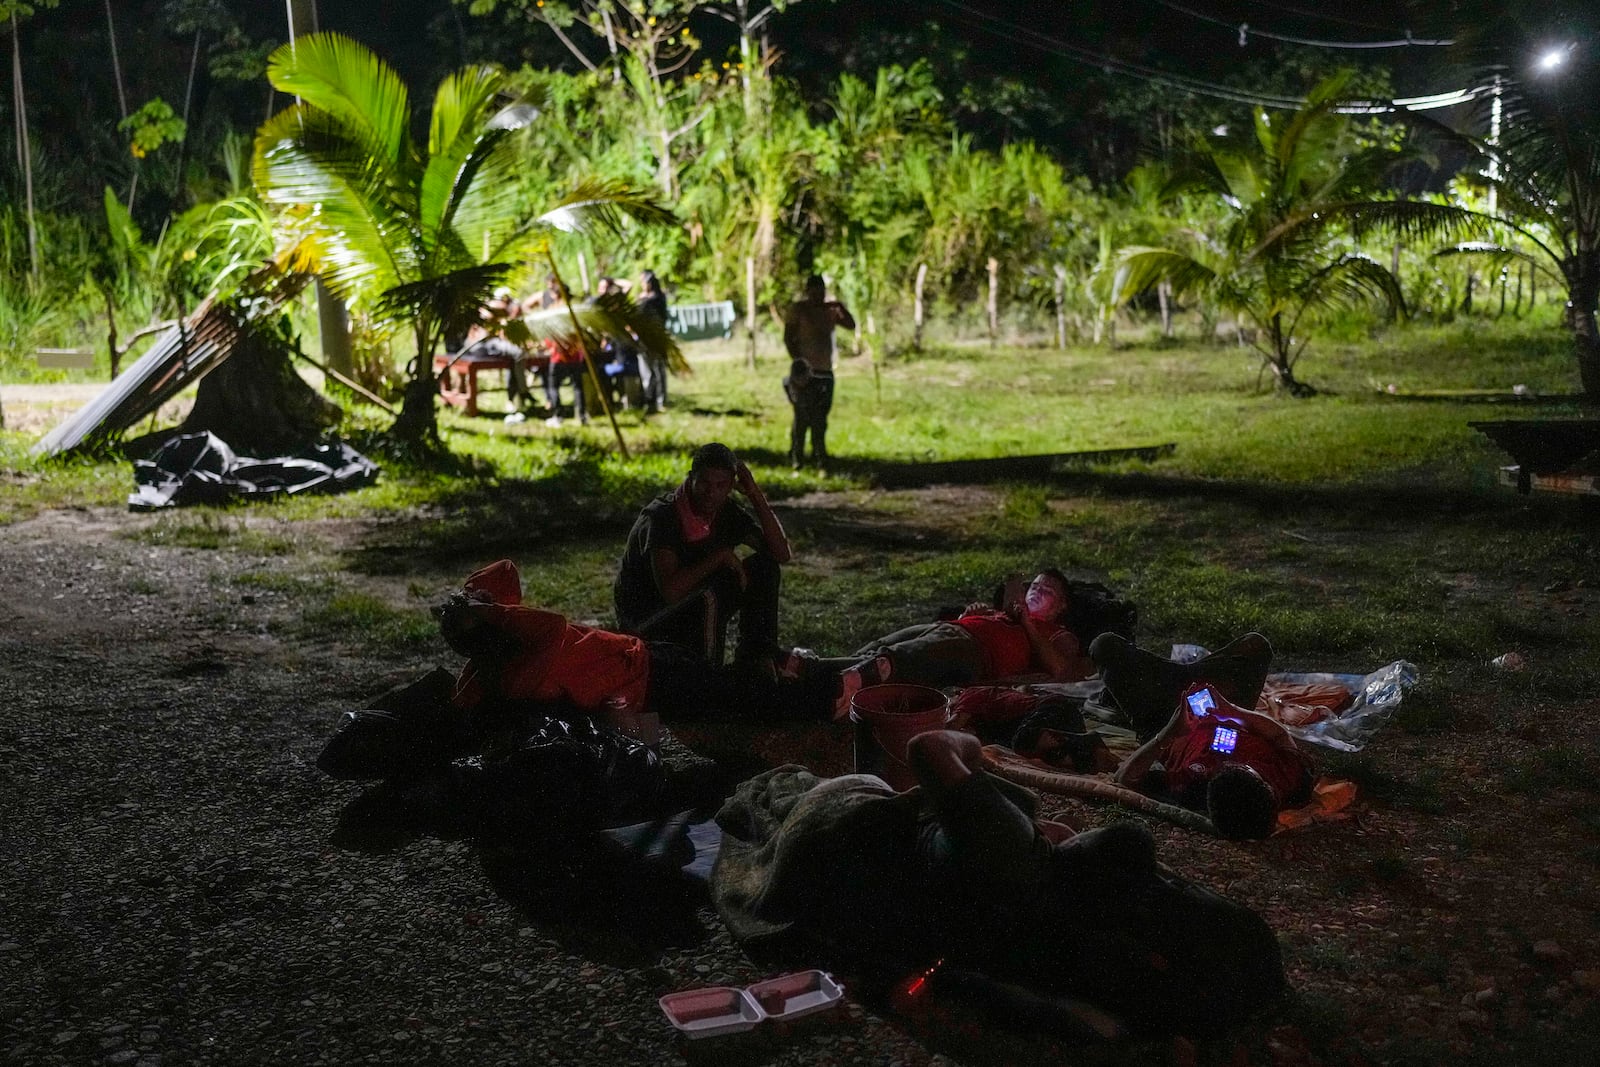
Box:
left=1060, top=579, right=1138, bottom=646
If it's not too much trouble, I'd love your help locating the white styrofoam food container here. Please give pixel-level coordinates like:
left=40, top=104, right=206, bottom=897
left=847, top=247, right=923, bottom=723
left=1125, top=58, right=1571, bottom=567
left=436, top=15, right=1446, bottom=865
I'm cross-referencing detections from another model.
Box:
left=659, top=971, right=843, bottom=1039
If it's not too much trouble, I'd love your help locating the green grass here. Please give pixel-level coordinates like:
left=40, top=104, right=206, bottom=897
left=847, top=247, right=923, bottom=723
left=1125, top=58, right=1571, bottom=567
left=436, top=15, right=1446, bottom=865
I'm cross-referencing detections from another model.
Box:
left=4, top=316, right=1599, bottom=693
left=298, top=592, right=436, bottom=652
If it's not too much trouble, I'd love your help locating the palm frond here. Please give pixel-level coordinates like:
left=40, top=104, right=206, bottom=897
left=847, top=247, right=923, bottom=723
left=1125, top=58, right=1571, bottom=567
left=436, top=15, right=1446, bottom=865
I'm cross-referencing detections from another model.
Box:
left=264, top=33, right=413, bottom=177
left=1295, top=254, right=1404, bottom=323
left=253, top=104, right=412, bottom=301
left=375, top=261, right=515, bottom=344
left=1112, top=246, right=1218, bottom=304
left=1254, top=200, right=1484, bottom=258
left=1433, top=242, right=1566, bottom=285
left=536, top=179, right=677, bottom=236
left=522, top=292, right=688, bottom=374
left=420, top=65, right=522, bottom=254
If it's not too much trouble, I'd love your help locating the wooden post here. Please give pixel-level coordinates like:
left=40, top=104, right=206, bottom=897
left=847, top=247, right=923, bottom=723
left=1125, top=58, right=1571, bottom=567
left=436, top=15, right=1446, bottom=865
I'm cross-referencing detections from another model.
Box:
left=577, top=251, right=591, bottom=297
left=545, top=249, right=629, bottom=459
left=867, top=311, right=880, bottom=405
left=1052, top=264, right=1066, bottom=350
left=986, top=257, right=999, bottom=347
left=745, top=255, right=757, bottom=370
left=913, top=262, right=927, bottom=351
left=1514, top=264, right=1524, bottom=317
left=1158, top=279, right=1173, bottom=338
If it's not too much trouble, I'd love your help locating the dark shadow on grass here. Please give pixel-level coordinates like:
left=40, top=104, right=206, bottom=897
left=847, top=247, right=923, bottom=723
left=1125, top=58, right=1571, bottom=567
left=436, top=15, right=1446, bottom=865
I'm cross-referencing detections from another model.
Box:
left=329, top=759, right=742, bottom=962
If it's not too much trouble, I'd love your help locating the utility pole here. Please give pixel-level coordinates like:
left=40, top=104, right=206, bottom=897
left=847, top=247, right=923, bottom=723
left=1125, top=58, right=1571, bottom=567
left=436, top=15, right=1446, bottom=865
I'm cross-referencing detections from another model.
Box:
left=285, top=0, right=355, bottom=381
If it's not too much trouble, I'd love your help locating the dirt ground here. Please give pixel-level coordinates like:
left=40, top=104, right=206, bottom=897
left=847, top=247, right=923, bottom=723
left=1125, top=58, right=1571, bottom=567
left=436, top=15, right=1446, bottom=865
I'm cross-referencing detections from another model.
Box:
left=3, top=483, right=1600, bottom=1065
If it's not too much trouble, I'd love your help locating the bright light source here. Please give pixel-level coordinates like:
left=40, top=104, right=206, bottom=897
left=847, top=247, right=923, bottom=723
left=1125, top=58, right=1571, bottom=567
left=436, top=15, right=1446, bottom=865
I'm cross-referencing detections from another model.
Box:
left=1537, top=44, right=1574, bottom=72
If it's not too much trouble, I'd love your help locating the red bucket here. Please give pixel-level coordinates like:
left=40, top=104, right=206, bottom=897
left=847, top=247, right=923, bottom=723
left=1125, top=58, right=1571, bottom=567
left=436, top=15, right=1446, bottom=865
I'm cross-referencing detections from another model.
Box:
left=849, top=684, right=951, bottom=791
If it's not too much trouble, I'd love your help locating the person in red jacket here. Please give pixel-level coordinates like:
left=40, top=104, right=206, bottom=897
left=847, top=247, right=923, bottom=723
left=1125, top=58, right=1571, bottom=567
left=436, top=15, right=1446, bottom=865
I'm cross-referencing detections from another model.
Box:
left=1113, top=681, right=1314, bottom=839
left=813, top=569, right=1097, bottom=718
left=437, top=558, right=817, bottom=735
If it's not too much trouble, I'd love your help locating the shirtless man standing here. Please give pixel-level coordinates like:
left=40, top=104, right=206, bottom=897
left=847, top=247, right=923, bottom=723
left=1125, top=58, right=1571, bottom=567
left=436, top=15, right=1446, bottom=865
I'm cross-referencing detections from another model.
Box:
left=782, top=275, right=855, bottom=470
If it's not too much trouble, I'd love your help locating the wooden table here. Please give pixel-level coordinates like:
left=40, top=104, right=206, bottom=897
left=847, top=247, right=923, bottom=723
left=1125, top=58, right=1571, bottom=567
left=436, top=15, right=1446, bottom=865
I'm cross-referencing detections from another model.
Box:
left=433, top=350, right=548, bottom=417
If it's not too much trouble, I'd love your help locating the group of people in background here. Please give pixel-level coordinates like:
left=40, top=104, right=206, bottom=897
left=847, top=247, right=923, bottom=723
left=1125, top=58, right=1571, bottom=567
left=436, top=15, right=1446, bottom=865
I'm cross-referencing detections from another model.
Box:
left=453, top=269, right=860, bottom=475
left=453, top=268, right=672, bottom=427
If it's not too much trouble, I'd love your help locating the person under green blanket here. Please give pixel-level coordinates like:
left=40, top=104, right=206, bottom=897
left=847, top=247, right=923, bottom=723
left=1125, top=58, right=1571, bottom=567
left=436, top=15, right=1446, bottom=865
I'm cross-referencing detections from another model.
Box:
left=711, top=729, right=1287, bottom=1035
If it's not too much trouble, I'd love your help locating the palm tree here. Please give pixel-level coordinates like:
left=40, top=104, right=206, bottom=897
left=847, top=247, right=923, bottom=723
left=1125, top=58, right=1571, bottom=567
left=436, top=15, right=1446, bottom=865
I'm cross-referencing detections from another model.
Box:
left=1418, top=6, right=1600, bottom=398
left=253, top=32, right=678, bottom=445
left=1115, top=75, right=1482, bottom=395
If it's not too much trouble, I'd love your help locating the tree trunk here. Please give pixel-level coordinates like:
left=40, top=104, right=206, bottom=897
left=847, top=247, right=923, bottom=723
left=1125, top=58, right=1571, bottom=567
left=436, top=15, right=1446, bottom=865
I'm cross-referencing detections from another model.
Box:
left=104, top=0, right=128, bottom=119
left=1158, top=278, right=1173, bottom=338
left=181, top=324, right=340, bottom=454
left=171, top=27, right=202, bottom=201
left=12, top=14, right=38, bottom=277
left=1268, top=313, right=1314, bottom=396
left=392, top=372, right=441, bottom=445
left=1568, top=253, right=1600, bottom=401
left=315, top=278, right=353, bottom=378
left=102, top=285, right=120, bottom=379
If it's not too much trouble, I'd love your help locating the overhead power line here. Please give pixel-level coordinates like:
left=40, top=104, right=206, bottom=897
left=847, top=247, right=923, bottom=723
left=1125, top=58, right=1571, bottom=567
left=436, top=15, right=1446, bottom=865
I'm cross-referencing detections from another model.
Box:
left=1242, top=0, right=1407, bottom=35
left=1152, top=0, right=1454, bottom=49
left=928, top=0, right=1480, bottom=114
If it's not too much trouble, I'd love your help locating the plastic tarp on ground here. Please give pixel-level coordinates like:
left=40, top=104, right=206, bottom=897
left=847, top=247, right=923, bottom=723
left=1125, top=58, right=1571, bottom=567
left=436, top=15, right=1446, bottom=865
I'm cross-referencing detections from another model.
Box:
left=1169, top=645, right=1419, bottom=753
left=129, top=431, right=379, bottom=511
left=1012, top=656, right=1418, bottom=755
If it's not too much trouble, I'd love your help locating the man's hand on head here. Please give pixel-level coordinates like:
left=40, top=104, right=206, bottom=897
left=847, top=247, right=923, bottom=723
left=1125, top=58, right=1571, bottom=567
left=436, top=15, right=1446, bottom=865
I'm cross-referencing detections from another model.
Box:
left=733, top=460, right=758, bottom=497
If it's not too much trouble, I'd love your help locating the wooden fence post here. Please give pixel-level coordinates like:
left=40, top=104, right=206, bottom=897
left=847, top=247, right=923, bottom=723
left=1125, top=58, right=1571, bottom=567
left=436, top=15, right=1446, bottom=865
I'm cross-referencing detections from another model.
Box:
left=1053, top=265, right=1066, bottom=350
left=986, top=257, right=999, bottom=347
left=745, top=256, right=757, bottom=370
left=913, top=262, right=927, bottom=351
left=1158, top=279, right=1173, bottom=338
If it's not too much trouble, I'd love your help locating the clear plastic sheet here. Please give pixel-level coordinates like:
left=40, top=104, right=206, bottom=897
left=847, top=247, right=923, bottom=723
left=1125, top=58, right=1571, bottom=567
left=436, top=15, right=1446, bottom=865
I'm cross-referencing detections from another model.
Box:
left=1170, top=645, right=1418, bottom=753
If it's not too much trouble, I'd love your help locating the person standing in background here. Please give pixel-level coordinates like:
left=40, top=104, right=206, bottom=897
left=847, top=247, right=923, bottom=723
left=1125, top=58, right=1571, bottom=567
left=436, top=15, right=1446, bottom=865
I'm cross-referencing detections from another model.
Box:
left=636, top=270, right=671, bottom=414
left=782, top=275, right=854, bottom=471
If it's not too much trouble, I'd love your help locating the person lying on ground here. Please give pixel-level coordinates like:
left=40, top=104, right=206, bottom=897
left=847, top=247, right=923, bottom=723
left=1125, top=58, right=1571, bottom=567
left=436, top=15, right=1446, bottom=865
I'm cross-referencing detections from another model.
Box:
left=613, top=443, right=793, bottom=673
left=813, top=569, right=1097, bottom=717
left=441, top=558, right=819, bottom=741
left=1112, top=681, right=1314, bottom=840
left=1088, top=631, right=1273, bottom=739
left=712, top=728, right=1288, bottom=1036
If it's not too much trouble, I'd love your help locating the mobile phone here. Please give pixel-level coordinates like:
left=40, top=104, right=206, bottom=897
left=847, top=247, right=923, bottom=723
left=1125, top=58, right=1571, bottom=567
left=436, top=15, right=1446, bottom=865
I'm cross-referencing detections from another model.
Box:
left=1186, top=688, right=1216, bottom=717
left=1210, top=727, right=1239, bottom=755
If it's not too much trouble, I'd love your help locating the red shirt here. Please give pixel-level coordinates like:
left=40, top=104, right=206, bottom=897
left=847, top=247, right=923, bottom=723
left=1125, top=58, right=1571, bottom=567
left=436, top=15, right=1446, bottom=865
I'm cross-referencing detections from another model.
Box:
left=951, top=611, right=1084, bottom=679
left=450, top=560, right=651, bottom=713
left=542, top=336, right=586, bottom=365
left=1161, top=699, right=1311, bottom=805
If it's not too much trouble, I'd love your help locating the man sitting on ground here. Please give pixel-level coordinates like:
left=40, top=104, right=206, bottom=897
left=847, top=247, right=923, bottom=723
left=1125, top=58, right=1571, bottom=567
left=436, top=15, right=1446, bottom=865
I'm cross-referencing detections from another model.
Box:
left=1112, top=681, right=1314, bottom=839
left=613, top=443, right=792, bottom=675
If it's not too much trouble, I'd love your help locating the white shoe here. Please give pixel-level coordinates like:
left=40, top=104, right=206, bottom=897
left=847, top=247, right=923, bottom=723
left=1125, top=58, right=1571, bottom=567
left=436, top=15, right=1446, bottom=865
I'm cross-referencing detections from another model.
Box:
left=544, top=416, right=563, bottom=428
left=504, top=411, right=527, bottom=424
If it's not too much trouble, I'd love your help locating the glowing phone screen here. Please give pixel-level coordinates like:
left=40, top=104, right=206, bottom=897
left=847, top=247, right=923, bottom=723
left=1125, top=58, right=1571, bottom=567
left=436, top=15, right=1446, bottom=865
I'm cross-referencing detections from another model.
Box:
left=1186, top=689, right=1216, bottom=717
left=1211, top=727, right=1239, bottom=755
